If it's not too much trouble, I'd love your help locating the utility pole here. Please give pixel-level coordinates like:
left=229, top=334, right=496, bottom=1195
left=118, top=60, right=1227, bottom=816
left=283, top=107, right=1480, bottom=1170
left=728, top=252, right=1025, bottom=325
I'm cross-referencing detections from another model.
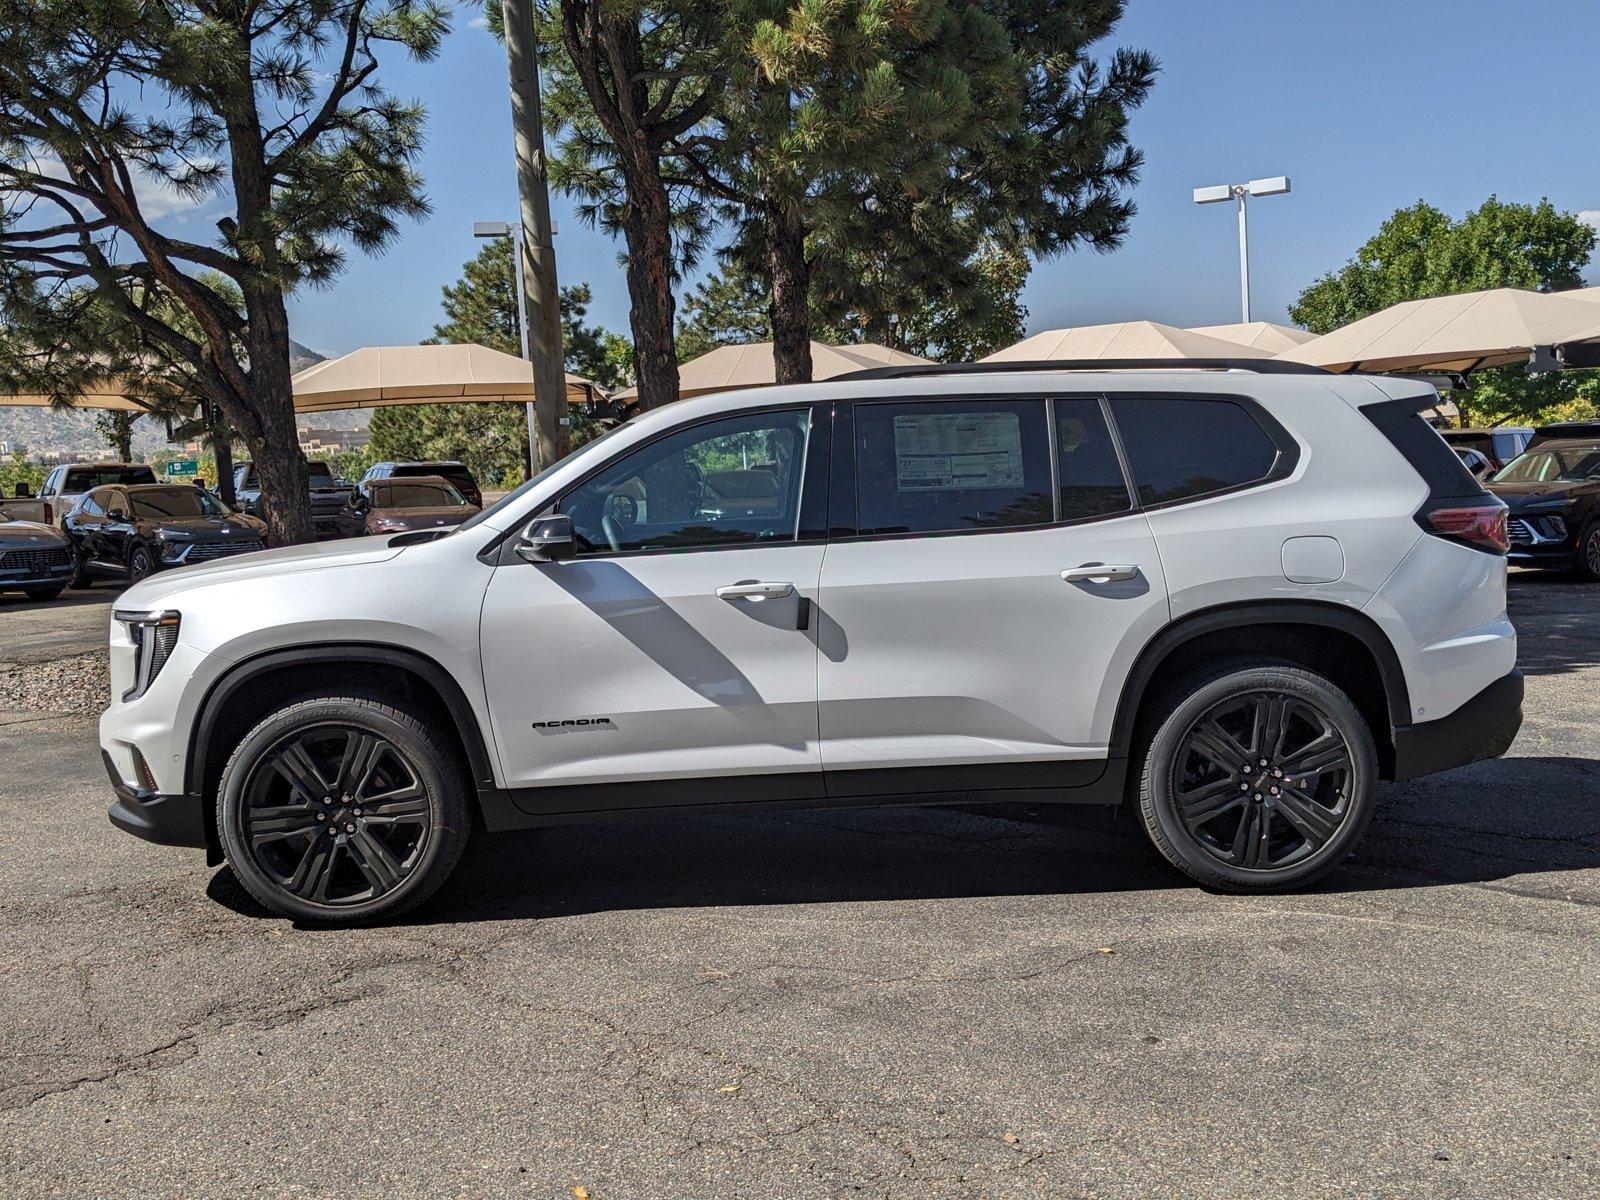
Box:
left=500, top=0, right=569, bottom=470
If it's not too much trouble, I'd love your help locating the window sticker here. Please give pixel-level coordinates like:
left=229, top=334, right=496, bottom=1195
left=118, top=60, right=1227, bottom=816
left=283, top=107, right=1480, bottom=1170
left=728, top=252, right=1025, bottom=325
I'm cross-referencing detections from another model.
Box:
left=892, top=411, right=1024, bottom=491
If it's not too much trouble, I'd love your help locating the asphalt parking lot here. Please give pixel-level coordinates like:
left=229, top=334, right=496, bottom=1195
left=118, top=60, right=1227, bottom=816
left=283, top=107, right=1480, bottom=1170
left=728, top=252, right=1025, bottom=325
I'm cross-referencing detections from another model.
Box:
left=1, top=574, right=1596, bottom=1198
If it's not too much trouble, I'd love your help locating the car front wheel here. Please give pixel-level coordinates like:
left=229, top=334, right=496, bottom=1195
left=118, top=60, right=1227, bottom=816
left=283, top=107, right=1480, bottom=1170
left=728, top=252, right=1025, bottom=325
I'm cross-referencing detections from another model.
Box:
left=217, top=697, right=471, bottom=923
left=1575, top=520, right=1600, bottom=582
left=1137, top=665, right=1378, bottom=892
left=127, top=542, right=156, bottom=582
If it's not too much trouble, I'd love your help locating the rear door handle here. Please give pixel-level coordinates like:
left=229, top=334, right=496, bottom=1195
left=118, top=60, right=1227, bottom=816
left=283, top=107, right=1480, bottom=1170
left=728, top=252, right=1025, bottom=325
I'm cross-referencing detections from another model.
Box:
left=716, top=580, right=795, bottom=601
left=1061, top=564, right=1139, bottom=584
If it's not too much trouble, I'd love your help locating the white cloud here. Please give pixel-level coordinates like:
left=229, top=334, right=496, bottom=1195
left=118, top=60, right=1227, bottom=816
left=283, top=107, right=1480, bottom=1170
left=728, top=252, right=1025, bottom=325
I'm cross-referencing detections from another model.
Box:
left=468, top=13, right=490, bottom=29
left=12, top=152, right=219, bottom=225
left=1578, top=210, right=1600, bottom=231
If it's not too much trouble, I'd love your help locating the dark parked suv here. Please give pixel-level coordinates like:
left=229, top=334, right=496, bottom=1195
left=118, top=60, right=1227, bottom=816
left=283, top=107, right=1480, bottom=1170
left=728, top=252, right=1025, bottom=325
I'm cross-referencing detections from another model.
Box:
left=360, top=460, right=483, bottom=508
left=64, top=483, right=268, bottom=584
left=233, top=460, right=354, bottom=539
left=1440, top=427, right=1533, bottom=475
left=1487, top=438, right=1600, bottom=579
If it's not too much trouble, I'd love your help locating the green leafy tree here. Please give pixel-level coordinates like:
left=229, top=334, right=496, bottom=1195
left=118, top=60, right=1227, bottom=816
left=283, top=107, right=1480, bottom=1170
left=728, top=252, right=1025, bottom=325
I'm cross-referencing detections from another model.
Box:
left=677, top=243, right=1028, bottom=363
left=666, top=0, right=1152, bottom=382
left=369, top=238, right=632, bottom=484
left=0, top=0, right=448, bottom=543
left=1290, top=198, right=1599, bottom=425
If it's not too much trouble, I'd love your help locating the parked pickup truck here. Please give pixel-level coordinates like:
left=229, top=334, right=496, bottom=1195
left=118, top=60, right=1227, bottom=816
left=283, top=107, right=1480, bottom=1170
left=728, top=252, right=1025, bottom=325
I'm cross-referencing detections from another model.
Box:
left=1, top=463, right=158, bottom=526
left=232, top=460, right=354, bottom=539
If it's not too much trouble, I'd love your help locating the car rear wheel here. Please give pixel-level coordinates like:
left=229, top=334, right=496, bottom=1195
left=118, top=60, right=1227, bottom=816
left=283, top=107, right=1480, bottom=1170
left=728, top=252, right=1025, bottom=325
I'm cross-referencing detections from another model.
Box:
left=1137, top=665, right=1378, bottom=892
left=217, top=696, right=470, bottom=923
left=1574, top=520, right=1600, bottom=582
left=127, top=542, right=155, bottom=582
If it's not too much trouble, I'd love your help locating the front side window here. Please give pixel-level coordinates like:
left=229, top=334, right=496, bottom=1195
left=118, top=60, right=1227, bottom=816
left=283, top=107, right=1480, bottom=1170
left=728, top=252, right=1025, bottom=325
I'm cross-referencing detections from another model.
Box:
left=561, top=409, right=811, bottom=554
left=77, top=490, right=106, bottom=518
left=1111, top=396, right=1280, bottom=506
left=854, top=399, right=1053, bottom=535
left=1494, top=447, right=1600, bottom=484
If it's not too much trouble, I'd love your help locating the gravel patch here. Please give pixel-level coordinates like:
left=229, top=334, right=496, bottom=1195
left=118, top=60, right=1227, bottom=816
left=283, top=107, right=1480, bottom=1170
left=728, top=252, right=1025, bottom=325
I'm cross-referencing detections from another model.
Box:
left=0, top=652, right=108, bottom=714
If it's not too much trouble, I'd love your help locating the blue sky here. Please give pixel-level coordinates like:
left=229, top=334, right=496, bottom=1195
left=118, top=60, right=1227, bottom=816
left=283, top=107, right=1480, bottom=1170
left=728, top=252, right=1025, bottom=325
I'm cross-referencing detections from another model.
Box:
left=284, top=0, right=1600, bottom=356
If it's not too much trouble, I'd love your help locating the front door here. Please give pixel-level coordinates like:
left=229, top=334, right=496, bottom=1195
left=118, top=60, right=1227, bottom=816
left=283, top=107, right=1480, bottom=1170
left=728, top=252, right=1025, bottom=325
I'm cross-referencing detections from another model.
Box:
left=815, top=395, right=1171, bottom=794
left=480, top=405, right=830, bottom=810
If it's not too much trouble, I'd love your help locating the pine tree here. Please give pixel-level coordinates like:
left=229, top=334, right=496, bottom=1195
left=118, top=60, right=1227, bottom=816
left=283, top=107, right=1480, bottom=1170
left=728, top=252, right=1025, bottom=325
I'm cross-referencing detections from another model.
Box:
left=0, top=0, right=448, bottom=544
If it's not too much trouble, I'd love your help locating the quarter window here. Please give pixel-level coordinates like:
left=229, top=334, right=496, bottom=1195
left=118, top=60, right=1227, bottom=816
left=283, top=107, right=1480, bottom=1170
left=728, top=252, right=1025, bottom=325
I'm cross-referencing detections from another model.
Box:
left=854, top=400, right=1053, bottom=535
left=1111, top=396, right=1279, bottom=506
left=561, top=409, right=811, bottom=554
left=1055, top=399, right=1133, bottom=520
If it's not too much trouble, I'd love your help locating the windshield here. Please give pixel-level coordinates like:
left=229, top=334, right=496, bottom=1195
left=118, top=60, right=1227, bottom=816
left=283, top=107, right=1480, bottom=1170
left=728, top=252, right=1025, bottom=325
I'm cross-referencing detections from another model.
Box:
left=376, top=482, right=466, bottom=508
left=1493, top=446, right=1600, bottom=484
left=455, top=424, right=630, bottom=534
left=307, top=461, right=335, bottom=481
left=130, top=488, right=230, bottom=519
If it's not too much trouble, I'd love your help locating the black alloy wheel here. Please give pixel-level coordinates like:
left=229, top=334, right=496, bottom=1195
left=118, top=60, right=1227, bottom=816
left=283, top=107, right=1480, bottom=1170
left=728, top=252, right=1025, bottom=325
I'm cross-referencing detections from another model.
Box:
left=1137, top=665, right=1378, bottom=892
left=127, top=542, right=155, bottom=582
left=1577, top=521, right=1600, bottom=582
left=1171, top=690, right=1354, bottom=870
left=218, top=697, right=469, bottom=923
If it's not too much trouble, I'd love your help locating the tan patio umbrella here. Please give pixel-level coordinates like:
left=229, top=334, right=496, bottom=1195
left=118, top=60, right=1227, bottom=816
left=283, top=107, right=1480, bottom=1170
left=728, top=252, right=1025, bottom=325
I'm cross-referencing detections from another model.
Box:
left=1275, top=287, right=1600, bottom=373
left=612, top=341, right=931, bottom=402
left=291, top=343, right=603, bottom=414
left=1187, top=321, right=1317, bottom=354
left=982, top=321, right=1277, bottom=362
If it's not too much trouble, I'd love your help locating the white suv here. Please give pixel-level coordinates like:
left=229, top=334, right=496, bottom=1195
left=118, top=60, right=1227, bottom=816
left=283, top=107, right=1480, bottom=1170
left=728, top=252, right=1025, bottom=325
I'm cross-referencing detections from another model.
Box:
left=99, top=361, right=1523, bottom=922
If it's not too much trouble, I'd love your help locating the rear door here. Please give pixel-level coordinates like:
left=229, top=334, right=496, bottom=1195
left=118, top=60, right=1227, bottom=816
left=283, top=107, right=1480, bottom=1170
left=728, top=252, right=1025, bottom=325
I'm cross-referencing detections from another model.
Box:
left=815, top=395, right=1170, bottom=795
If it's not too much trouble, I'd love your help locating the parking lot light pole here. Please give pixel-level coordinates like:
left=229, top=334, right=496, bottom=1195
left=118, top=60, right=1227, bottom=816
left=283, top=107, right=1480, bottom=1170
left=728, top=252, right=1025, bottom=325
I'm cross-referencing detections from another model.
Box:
left=473, top=220, right=538, bottom=471
left=1193, top=176, right=1291, bottom=322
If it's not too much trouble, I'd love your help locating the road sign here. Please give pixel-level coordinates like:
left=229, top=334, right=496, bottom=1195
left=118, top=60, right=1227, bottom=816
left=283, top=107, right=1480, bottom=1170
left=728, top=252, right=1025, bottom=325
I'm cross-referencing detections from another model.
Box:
left=166, top=458, right=198, bottom=477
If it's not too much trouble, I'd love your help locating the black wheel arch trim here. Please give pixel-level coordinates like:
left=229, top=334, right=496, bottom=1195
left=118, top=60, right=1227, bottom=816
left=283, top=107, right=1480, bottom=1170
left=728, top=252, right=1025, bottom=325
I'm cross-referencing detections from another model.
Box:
left=185, top=643, right=500, bottom=831
left=1108, top=600, right=1411, bottom=764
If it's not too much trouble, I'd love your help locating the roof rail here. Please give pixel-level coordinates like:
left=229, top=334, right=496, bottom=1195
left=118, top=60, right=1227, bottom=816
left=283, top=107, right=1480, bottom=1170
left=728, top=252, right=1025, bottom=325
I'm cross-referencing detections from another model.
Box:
left=832, top=357, right=1332, bottom=382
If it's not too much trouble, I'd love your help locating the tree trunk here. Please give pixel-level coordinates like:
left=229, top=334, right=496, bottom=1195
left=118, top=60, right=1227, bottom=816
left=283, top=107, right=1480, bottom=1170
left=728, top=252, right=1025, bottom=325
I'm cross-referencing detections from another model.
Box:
left=113, top=415, right=133, bottom=461
left=767, top=208, right=812, bottom=384
left=212, top=428, right=236, bottom=506
left=621, top=172, right=681, bottom=412
left=241, top=288, right=312, bottom=545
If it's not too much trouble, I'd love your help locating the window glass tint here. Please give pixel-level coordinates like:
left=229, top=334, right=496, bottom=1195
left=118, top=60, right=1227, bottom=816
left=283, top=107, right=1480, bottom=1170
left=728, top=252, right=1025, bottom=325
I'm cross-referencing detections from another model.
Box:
left=78, top=491, right=105, bottom=518
left=378, top=482, right=467, bottom=508
left=1111, top=396, right=1278, bottom=506
left=561, top=409, right=810, bottom=554
left=306, top=461, right=334, bottom=480
left=855, top=400, right=1052, bottom=535
left=130, top=487, right=228, bottom=519
left=1054, top=399, right=1132, bottom=520
left=65, top=466, right=155, bottom=491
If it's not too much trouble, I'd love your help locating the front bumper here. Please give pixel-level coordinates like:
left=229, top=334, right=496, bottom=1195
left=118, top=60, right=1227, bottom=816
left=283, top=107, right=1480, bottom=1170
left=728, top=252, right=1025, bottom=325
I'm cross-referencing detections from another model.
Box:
left=104, top=750, right=208, bottom=848
left=1391, top=669, right=1523, bottom=781
left=1507, top=545, right=1576, bottom=569
left=0, top=551, right=74, bottom=590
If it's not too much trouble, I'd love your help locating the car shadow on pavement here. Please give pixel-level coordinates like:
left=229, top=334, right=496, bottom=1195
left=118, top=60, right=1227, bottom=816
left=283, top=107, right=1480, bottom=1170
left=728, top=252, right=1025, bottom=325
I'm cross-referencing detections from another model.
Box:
left=204, top=754, right=1600, bottom=926
left=1507, top=573, right=1597, bottom=678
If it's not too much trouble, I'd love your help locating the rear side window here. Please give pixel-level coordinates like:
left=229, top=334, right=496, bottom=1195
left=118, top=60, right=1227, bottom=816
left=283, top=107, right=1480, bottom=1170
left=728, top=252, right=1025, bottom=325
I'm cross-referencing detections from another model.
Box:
left=1054, top=399, right=1133, bottom=520
left=854, top=400, right=1053, bottom=535
left=65, top=466, right=155, bottom=491
left=1111, top=396, right=1279, bottom=506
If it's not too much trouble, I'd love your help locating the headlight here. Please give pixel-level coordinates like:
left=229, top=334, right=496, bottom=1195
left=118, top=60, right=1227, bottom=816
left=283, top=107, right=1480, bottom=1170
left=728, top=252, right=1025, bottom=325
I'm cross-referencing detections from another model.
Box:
left=114, top=610, right=181, bottom=701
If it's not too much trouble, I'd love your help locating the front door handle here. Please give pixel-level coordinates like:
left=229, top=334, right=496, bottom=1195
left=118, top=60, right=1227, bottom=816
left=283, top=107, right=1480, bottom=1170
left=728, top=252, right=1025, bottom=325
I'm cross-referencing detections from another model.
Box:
left=1062, top=564, right=1139, bottom=584
left=716, top=580, right=795, bottom=601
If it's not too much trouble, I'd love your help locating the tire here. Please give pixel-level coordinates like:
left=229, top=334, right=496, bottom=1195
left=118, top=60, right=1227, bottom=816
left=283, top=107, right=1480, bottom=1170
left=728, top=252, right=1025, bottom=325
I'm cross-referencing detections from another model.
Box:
left=217, top=696, right=471, bottom=924
left=67, top=546, right=94, bottom=590
left=1136, top=665, right=1379, bottom=892
left=127, top=542, right=156, bottom=583
left=23, top=584, right=66, bottom=601
left=1574, top=520, right=1600, bottom=582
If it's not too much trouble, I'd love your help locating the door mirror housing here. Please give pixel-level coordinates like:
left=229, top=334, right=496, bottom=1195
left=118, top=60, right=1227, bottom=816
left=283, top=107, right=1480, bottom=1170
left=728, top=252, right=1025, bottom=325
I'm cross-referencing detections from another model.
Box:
left=106, top=507, right=127, bottom=522
left=516, top=514, right=576, bottom=563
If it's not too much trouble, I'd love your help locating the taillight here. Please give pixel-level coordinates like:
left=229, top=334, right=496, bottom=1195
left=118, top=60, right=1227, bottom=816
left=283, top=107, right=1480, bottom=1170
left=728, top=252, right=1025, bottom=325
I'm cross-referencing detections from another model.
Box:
left=43, top=502, right=53, bottom=522
left=1424, top=501, right=1509, bottom=555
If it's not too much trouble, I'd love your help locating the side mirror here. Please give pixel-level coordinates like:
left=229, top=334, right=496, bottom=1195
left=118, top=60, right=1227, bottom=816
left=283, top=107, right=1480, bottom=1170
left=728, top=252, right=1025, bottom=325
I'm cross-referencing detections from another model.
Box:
left=516, top=514, right=576, bottom=563
left=106, top=507, right=126, bottom=522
